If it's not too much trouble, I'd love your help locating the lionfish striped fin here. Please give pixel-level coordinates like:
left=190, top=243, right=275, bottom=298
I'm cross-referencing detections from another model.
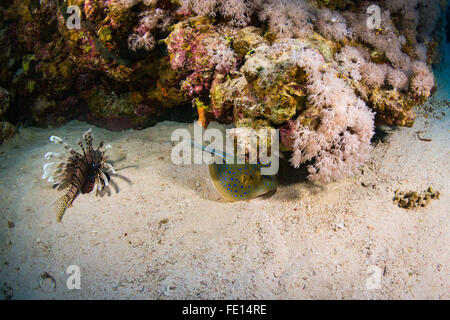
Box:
left=100, top=144, right=112, bottom=156
left=83, top=129, right=93, bottom=152
left=100, top=171, right=109, bottom=187
left=44, top=152, right=63, bottom=160
left=50, top=136, right=79, bottom=156
left=103, top=162, right=116, bottom=174
left=42, top=166, right=64, bottom=180
left=77, top=138, right=87, bottom=159
left=45, top=129, right=115, bottom=221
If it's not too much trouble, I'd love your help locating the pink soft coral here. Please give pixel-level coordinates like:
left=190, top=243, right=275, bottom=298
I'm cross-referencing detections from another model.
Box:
left=128, top=8, right=171, bottom=51
left=283, top=41, right=375, bottom=182
left=335, top=46, right=366, bottom=81
left=345, top=8, right=413, bottom=73
left=288, top=98, right=374, bottom=183
left=386, top=67, right=409, bottom=90
left=166, top=19, right=237, bottom=96
left=410, top=61, right=435, bottom=98
left=184, top=0, right=262, bottom=26
left=207, top=42, right=237, bottom=74
left=315, top=9, right=349, bottom=41
left=259, top=0, right=312, bottom=39
left=360, top=62, right=387, bottom=88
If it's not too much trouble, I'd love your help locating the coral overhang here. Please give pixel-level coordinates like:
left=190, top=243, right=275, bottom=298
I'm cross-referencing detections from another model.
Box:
left=0, top=0, right=447, bottom=181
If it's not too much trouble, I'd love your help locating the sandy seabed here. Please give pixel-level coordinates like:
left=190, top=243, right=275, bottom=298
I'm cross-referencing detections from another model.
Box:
left=1, top=55, right=449, bottom=300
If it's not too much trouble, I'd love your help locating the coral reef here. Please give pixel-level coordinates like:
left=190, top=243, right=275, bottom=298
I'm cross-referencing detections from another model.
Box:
left=259, top=0, right=312, bottom=39
left=0, top=87, right=17, bottom=142
left=0, top=0, right=447, bottom=181
left=211, top=38, right=376, bottom=182
left=0, top=121, right=17, bottom=143
left=0, top=0, right=191, bottom=130
left=165, top=17, right=237, bottom=97
left=212, top=39, right=304, bottom=127
left=0, top=87, right=10, bottom=120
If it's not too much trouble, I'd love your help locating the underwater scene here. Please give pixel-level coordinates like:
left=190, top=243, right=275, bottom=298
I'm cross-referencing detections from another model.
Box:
left=0, top=0, right=449, bottom=301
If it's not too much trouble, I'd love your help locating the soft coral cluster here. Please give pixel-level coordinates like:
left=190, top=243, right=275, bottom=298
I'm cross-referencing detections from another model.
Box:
left=386, top=67, right=409, bottom=90
left=284, top=42, right=375, bottom=182
left=382, top=0, right=443, bottom=45
left=258, top=0, right=312, bottom=39
left=345, top=8, right=413, bottom=73
left=128, top=8, right=172, bottom=51
left=335, top=46, right=366, bottom=82
left=410, top=61, right=435, bottom=98
left=217, top=39, right=375, bottom=182
left=360, top=62, right=387, bottom=88
left=315, top=9, right=349, bottom=41
left=182, top=0, right=262, bottom=26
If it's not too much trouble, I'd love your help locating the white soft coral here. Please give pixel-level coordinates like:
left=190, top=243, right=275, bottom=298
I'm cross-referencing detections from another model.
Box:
left=259, top=0, right=312, bottom=39
left=289, top=97, right=374, bottom=183
left=284, top=41, right=375, bottom=182
left=315, top=9, right=349, bottom=41
left=386, top=67, right=409, bottom=90
left=128, top=8, right=171, bottom=51
left=360, top=62, right=387, bottom=88
left=335, top=46, right=366, bottom=81
left=185, top=0, right=262, bottom=26
left=410, top=61, right=435, bottom=98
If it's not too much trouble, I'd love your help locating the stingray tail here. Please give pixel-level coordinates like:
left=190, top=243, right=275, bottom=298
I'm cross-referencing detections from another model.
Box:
left=191, top=141, right=234, bottom=161
left=55, top=194, right=70, bottom=222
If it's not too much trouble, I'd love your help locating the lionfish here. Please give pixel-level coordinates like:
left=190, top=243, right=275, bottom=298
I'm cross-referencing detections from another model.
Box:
left=42, top=129, right=115, bottom=222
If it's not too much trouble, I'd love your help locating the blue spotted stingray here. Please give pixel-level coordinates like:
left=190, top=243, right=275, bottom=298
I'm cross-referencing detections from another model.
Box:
left=194, top=143, right=278, bottom=201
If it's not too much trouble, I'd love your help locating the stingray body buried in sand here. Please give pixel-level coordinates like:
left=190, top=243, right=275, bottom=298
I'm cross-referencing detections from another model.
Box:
left=194, top=143, right=278, bottom=201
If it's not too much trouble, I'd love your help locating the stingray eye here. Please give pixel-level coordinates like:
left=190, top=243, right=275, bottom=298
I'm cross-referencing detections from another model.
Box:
left=242, top=175, right=251, bottom=185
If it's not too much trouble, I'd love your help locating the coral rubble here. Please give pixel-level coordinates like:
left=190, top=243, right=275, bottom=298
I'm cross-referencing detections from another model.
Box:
left=0, top=0, right=447, bottom=181
left=393, top=187, right=440, bottom=209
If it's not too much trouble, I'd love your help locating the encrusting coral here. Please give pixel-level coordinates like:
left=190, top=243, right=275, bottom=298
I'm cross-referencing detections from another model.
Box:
left=0, top=0, right=447, bottom=182
left=165, top=16, right=237, bottom=97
